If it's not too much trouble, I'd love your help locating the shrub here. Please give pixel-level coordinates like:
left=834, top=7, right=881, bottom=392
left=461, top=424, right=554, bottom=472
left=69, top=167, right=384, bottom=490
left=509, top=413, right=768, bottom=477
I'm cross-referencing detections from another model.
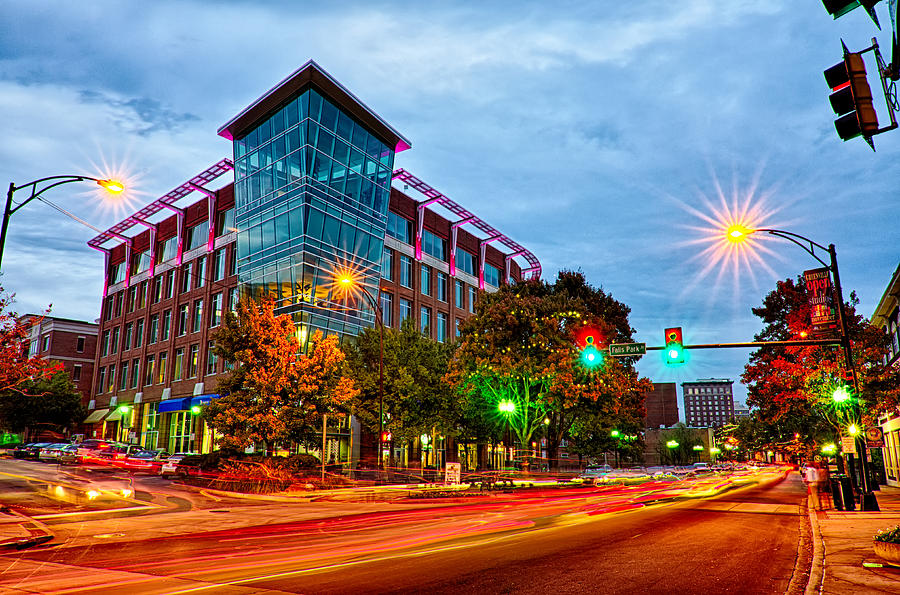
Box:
left=874, top=526, right=900, bottom=544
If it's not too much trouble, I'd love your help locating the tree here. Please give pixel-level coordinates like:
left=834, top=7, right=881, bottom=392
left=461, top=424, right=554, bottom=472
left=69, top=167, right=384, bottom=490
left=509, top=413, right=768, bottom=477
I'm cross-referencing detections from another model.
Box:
left=742, top=276, right=899, bottom=456
left=0, top=371, right=85, bottom=438
left=343, top=318, right=455, bottom=465
left=0, top=286, right=60, bottom=394
left=204, top=297, right=357, bottom=453
left=448, top=271, right=650, bottom=471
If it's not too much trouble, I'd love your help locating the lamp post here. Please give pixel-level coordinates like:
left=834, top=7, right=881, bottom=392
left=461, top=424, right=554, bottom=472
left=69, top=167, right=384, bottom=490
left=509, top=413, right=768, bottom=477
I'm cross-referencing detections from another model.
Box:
left=666, top=439, right=679, bottom=465
left=727, top=226, right=878, bottom=510
left=499, top=400, right=515, bottom=468
left=337, top=273, right=385, bottom=469
left=2, top=175, right=125, bottom=269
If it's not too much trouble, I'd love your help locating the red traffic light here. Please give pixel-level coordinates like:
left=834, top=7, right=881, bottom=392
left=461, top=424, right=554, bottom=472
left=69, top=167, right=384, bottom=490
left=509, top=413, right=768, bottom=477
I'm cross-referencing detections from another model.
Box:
left=664, top=327, right=685, bottom=365
left=824, top=49, right=878, bottom=142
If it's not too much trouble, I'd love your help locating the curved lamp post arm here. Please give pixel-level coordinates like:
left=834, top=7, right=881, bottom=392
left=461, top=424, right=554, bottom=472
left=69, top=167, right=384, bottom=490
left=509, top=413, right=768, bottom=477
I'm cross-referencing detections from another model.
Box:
left=759, top=229, right=831, bottom=270
left=351, top=283, right=386, bottom=470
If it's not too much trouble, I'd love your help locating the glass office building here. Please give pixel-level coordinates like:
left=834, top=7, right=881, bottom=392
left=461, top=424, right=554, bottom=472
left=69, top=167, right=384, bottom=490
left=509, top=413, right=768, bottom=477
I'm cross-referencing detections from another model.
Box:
left=219, top=61, right=412, bottom=348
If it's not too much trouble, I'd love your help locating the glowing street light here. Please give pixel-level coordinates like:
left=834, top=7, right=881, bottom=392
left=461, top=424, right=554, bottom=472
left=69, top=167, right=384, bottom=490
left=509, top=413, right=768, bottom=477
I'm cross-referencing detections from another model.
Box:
left=822, top=443, right=837, bottom=455
left=1, top=174, right=125, bottom=269
left=847, top=424, right=860, bottom=437
left=832, top=386, right=852, bottom=404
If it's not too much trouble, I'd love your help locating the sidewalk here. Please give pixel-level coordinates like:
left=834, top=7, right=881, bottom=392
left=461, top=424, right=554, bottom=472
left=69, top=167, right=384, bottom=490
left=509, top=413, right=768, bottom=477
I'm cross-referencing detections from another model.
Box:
left=0, top=506, right=52, bottom=550
left=810, top=485, right=900, bottom=594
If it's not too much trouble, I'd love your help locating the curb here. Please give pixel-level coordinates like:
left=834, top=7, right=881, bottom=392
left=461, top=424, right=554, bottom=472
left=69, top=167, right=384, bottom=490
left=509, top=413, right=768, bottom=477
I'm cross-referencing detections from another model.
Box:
left=805, top=498, right=825, bottom=595
left=0, top=507, right=54, bottom=551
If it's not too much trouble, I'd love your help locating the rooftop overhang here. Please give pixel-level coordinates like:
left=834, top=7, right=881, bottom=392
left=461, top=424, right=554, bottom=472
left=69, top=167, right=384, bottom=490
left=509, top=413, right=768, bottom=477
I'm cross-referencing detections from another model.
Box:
left=217, top=60, right=411, bottom=154
left=873, top=262, right=900, bottom=325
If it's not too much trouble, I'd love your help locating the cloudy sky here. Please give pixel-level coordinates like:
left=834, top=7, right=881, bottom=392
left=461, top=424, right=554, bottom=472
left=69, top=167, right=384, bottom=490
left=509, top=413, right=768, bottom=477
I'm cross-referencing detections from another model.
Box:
left=2, top=1, right=898, bottom=415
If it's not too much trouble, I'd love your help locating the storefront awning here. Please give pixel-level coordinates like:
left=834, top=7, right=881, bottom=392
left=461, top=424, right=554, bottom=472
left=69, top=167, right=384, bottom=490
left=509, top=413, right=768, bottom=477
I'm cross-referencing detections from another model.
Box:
left=104, top=409, right=123, bottom=422
left=189, top=394, right=221, bottom=407
left=158, top=398, right=191, bottom=413
left=83, top=410, right=108, bottom=423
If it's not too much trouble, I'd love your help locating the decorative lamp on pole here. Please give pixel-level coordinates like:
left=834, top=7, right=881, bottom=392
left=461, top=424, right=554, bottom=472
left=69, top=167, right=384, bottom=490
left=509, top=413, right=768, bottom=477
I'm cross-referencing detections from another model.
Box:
left=666, top=439, right=679, bottom=465
left=1, top=175, right=125, bottom=269
left=726, top=225, right=878, bottom=511
left=336, top=271, right=385, bottom=468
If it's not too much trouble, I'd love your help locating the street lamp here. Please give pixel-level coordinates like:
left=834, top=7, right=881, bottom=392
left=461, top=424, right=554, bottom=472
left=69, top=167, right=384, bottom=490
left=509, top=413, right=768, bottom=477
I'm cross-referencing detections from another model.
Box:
left=666, top=439, right=679, bottom=465
left=1, top=175, right=125, bottom=269
left=336, top=271, right=385, bottom=468
left=726, top=226, right=878, bottom=510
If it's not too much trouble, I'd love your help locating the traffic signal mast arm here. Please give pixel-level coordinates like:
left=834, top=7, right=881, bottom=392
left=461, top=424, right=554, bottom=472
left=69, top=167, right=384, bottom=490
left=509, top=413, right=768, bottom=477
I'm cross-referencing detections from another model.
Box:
left=644, top=338, right=841, bottom=351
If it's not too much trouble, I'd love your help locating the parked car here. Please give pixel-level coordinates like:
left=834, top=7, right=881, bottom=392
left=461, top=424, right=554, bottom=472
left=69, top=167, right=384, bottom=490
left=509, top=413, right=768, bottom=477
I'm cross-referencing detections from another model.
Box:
left=119, top=449, right=170, bottom=473
left=159, top=453, right=190, bottom=478
left=38, top=443, right=71, bottom=462
left=13, top=442, right=53, bottom=460
left=57, top=444, right=80, bottom=465
left=101, top=444, right=146, bottom=465
left=76, top=439, right=117, bottom=464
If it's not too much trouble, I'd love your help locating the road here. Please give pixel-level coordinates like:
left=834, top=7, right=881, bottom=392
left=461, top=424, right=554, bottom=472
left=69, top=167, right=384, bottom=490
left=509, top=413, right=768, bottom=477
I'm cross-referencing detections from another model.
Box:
left=0, top=461, right=806, bottom=594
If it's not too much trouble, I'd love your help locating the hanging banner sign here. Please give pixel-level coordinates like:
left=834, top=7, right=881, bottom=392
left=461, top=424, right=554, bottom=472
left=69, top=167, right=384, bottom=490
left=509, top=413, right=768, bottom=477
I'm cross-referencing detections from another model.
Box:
left=804, top=267, right=837, bottom=335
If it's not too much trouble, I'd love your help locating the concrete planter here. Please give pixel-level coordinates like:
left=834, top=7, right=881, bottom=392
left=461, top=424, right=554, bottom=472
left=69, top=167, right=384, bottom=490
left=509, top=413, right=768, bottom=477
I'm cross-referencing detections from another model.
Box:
left=873, top=540, right=900, bottom=564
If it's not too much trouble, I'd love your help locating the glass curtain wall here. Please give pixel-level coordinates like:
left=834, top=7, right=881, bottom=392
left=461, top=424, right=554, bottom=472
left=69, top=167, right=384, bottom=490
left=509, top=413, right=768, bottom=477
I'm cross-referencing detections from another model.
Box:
left=232, top=88, right=395, bottom=349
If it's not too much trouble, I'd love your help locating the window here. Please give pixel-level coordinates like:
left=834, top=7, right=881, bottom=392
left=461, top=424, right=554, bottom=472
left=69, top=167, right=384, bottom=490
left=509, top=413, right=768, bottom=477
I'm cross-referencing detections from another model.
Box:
left=400, top=255, right=412, bottom=288
left=111, top=327, right=119, bottom=354
left=210, top=293, right=222, bottom=327
left=173, top=348, right=184, bottom=381
left=468, top=286, right=477, bottom=313
left=386, top=211, right=412, bottom=243
left=145, top=355, right=155, bottom=386
left=456, top=248, right=476, bottom=276
left=97, top=367, right=105, bottom=394
left=192, top=299, right=203, bottom=333
left=455, top=280, right=464, bottom=309
left=196, top=256, right=207, bottom=288
left=420, top=306, right=431, bottom=335
left=164, top=271, right=175, bottom=299
left=437, top=273, right=447, bottom=302
left=137, top=281, right=147, bottom=309
left=131, top=358, right=140, bottom=388
left=456, top=318, right=462, bottom=338
left=216, top=208, right=235, bottom=236
left=41, top=335, right=50, bottom=352
left=149, top=314, right=159, bottom=345
left=420, top=265, right=431, bottom=296
left=188, top=344, right=199, bottom=378
left=422, top=229, right=446, bottom=261
left=400, top=298, right=412, bottom=324
left=206, top=341, right=217, bottom=375
left=119, top=362, right=128, bottom=391
left=100, top=331, right=110, bottom=357
left=110, top=261, right=126, bottom=285
left=115, top=292, right=124, bottom=317
left=161, top=310, right=171, bottom=341
left=381, top=248, right=394, bottom=282
left=103, top=296, right=114, bottom=321
left=123, top=322, right=133, bottom=351
left=484, top=264, right=500, bottom=287
left=157, top=352, right=167, bottom=384
left=152, top=276, right=163, bottom=304
left=76, top=336, right=85, bottom=353
left=108, top=364, right=116, bottom=392
left=380, top=291, right=393, bottom=327
left=187, top=220, right=209, bottom=251
left=177, top=305, right=188, bottom=336
left=437, top=312, right=447, bottom=343
left=73, top=364, right=82, bottom=382
left=135, top=319, right=144, bottom=348
left=157, top=235, right=178, bottom=264
left=213, top=249, right=226, bottom=281
left=126, top=287, right=136, bottom=313
left=143, top=402, right=160, bottom=450
left=181, top=262, right=193, bottom=294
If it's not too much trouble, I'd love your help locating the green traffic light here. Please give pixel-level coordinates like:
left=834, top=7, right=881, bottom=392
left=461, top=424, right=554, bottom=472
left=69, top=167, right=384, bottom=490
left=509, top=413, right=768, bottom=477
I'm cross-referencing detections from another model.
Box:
left=581, top=345, right=603, bottom=368
left=610, top=430, right=620, bottom=438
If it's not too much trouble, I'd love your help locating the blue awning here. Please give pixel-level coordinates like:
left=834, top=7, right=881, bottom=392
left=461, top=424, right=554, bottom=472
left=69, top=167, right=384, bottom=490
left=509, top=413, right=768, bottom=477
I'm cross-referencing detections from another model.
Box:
left=189, top=394, right=221, bottom=408
left=158, top=398, right=191, bottom=413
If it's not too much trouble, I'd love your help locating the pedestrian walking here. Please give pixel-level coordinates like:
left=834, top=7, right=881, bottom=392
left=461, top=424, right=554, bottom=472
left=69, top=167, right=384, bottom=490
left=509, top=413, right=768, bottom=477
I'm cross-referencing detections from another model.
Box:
left=816, top=462, right=832, bottom=510
left=805, top=461, right=821, bottom=510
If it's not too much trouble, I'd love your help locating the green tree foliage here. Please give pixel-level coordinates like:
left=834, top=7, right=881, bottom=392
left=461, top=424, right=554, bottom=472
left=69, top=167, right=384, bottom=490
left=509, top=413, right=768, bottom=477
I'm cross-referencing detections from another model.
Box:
left=343, top=317, right=456, bottom=446
left=449, top=271, right=650, bottom=470
left=204, top=297, right=357, bottom=452
left=0, top=370, right=85, bottom=436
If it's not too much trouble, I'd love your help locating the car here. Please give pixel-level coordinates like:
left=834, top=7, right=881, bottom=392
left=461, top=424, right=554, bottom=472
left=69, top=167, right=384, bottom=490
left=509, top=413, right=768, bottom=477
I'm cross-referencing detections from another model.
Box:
left=102, top=444, right=146, bottom=465
left=119, top=449, right=170, bottom=473
left=76, top=439, right=117, bottom=464
left=13, top=442, right=53, bottom=460
left=57, top=444, right=80, bottom=464
left=38, top=443, right=71, bottom=462
left=578, top=465, right=613, bottom=483
left=159, top=453, right=191, bottom=478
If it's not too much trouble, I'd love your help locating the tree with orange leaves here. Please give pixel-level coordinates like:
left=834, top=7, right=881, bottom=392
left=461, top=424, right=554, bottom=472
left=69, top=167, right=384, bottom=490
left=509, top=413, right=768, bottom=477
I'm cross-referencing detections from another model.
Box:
left=204, top=297, right=357, bottom=453
left=0, top=286, right=60, bottom=394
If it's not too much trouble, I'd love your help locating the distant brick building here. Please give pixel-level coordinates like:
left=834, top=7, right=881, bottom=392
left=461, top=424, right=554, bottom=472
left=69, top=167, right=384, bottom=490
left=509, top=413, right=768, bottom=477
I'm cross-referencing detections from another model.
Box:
left=642, top=382, right=679, bottom=429
left=20, top=315, right=98, bottom=406
left=682, top=378, right=735, bottom=428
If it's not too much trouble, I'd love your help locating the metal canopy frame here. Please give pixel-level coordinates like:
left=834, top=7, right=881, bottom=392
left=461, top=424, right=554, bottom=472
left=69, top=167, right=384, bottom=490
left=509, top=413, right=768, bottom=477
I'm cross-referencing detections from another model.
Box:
left=391, top=169, right=541, bottom=284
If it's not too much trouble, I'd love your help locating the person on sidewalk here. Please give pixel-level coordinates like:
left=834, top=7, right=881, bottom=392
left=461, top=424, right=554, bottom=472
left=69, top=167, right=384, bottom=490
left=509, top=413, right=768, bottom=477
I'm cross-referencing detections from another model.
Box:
left=805, top=461, right=822, bottom=510
left=816, top=462, right=832, bottom=510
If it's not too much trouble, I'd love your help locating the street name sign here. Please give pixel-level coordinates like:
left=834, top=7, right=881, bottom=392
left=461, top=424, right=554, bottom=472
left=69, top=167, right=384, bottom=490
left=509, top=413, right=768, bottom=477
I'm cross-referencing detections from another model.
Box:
left=609, top=343, right=646, bottom=356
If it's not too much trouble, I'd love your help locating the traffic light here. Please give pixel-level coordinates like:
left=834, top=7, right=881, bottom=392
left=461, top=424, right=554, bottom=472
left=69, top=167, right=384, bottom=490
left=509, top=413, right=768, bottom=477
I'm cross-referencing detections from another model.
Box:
left=664, top=327, right=685, bottom=365
left=575, top=326, right=604, bottom=369
left=824, top=45, right=879, bottom=144
left=821, top=0, right=881, bottom=27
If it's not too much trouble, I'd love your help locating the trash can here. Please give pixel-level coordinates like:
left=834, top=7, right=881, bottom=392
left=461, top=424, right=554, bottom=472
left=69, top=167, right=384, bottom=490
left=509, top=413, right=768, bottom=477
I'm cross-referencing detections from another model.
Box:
left=830, top=474, right=855, bottom=511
